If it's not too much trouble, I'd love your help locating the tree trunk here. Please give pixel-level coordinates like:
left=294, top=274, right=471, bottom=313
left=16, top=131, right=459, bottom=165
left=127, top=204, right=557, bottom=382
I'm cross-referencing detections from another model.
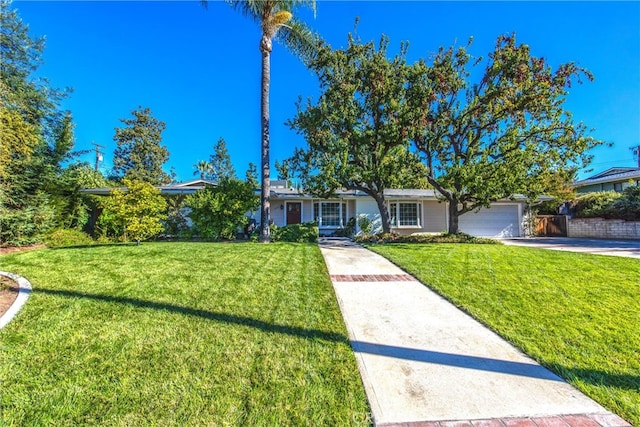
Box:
left=259, top=35, right=272, bottom=243
left=447, top=199, right=460, bottom=234
left=373, top=194, right=392, bottom=234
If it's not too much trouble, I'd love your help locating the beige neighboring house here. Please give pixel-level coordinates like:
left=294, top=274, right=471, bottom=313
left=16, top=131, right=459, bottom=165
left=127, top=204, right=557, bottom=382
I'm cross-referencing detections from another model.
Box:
left=573, top=167, right=640, bottom=194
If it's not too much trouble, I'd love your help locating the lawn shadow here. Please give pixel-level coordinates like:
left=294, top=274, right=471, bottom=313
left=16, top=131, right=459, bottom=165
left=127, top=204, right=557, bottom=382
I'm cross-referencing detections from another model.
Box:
left=35, top=288, right=348, bottom=344
left=49, top=243, right=137, bottom=250
left=545, top=363, right=640, bottom=391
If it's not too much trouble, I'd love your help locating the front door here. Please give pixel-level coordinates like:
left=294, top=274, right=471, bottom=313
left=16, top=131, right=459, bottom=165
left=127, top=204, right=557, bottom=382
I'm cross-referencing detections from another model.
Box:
left=286, top=202, right=302, bottom=225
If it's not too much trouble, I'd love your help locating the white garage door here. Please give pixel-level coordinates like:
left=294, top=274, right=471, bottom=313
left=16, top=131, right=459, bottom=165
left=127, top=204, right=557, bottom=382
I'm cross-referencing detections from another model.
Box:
left=459, top=205, right=520, bottom=237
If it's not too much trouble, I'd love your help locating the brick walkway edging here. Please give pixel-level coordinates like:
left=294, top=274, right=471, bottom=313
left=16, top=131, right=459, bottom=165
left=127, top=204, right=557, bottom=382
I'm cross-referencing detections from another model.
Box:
left=378, top=412, right=631, bottom=427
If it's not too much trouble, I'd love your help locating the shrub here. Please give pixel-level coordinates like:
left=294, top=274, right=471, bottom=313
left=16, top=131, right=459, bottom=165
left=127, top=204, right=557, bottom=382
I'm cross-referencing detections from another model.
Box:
left=100, top=179, right=167, bottom=244
left=357, top=215, right=373, bottom=234
left=572, top=191, right=621, bottom=219
left=271, top=222, right=318, bottom=243
left=186, top=179, right=259, bottom=240
left=353, top=232, right=500, bottom=245
left=610, top=185, right=640, bottom=221
left=44, top=229, right=94, bottom=247
left=333, top=217, right=356, bottom=238
left=0, top=193, right=55, bottom=246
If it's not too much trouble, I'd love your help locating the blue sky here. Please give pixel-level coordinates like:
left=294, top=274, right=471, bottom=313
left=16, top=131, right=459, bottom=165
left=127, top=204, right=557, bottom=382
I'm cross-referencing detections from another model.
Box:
left=13, top=1, right=640, bottom=181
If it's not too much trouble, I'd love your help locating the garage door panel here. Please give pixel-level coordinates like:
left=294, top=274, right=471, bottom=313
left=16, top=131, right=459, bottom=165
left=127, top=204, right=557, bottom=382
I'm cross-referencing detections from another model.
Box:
left=459, top=205, right=520, bottom=237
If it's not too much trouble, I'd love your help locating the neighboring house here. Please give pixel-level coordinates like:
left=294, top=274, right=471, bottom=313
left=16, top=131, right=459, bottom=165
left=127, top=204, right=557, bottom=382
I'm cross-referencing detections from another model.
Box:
left=573, top=167, right=640, bottom=194
left=84, top=179, right=531, bottom=238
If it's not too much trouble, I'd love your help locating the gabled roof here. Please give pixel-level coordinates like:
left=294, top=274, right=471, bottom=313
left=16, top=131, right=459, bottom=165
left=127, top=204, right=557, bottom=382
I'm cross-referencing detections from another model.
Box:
left=586, top=167, right=639, bottom=179
left=82, top=179, right=216, bottom=196
left=158, top=179, right=215, bottom=194
left=167, top=179, right=215, bottom=188
left=574, top=168, right=640, bottom=188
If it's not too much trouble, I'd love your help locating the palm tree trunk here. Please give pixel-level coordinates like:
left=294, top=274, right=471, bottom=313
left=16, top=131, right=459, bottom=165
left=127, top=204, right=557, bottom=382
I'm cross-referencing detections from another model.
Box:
left=260, top=35, right=272, bottom=243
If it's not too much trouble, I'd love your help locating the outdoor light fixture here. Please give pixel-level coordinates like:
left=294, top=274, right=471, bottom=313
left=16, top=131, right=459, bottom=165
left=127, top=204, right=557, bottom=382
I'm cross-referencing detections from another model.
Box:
left=280, top=204, right=284, bottom=210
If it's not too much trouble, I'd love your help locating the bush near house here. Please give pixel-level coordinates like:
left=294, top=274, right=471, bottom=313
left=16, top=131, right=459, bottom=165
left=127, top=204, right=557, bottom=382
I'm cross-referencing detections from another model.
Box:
left=185, top=178, right=259, bottom=240
left=44, top=229, right=94, bottom=247
left=99, top=179, right=167, bottom=244
left=354, top=232, right=500, bottom=245
left=572, top=191, right=621, bottom=219
left=572, top=187, right=639, bottom=221
left=270, top=222, right=318, bottom=243
left=610, top=185, right=640, bottom=221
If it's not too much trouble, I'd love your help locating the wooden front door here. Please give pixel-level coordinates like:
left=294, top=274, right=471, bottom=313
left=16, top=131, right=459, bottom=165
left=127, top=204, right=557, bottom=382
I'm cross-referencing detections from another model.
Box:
left=286, top=202, right=302, bottom=225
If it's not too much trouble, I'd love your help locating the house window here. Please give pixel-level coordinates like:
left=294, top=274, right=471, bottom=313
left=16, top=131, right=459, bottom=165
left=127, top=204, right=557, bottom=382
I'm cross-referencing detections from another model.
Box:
left=389, top=201, right=421, bottom=227
left=313, top=202, right=347, bottom=228
left=613, top=182, right=623, bottom=192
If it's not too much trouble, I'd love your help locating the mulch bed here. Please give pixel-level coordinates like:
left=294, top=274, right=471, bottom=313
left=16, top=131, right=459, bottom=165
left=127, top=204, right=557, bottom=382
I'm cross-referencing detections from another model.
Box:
left=0, top=244, right=44, bottom=318
left=0, top=244, right=46, bottom=256
left=0, top=275, right=19, bottom=318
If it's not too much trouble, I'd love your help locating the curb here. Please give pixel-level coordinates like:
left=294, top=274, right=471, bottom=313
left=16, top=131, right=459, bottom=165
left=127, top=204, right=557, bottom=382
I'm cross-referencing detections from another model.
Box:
left=0, top=271, right=32, bottom=329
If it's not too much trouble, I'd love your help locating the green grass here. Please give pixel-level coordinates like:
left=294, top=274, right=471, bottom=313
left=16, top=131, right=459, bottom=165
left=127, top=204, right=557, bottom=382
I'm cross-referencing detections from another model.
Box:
left=367, top=243, right=640, bottom=425
left=0, top=242, right=369, bottom=426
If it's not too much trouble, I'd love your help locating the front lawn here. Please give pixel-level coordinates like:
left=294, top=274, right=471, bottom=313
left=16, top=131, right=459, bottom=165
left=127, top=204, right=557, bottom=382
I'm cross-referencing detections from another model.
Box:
left=0, top=242, right=369, bottom=426
left=368, top=244, right=640, bottom=425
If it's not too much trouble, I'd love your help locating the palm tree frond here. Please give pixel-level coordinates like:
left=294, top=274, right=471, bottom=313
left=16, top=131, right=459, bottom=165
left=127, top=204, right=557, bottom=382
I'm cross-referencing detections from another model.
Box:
left=276, top=18, right=323, bottom=65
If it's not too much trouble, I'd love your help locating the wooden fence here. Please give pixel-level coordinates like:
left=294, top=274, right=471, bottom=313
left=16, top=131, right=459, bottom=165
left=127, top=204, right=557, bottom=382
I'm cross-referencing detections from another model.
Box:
left=535, top=215, right=567, bottom=237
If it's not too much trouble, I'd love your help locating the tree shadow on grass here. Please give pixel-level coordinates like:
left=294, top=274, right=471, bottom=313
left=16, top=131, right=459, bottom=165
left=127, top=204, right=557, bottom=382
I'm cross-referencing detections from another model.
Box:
left=545, top=363, right=640, bottom=391
left=35, top=288, right=349, bottom=344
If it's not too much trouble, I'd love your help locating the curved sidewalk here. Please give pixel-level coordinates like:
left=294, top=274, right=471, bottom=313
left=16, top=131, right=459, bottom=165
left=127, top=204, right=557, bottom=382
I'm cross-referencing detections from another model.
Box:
left=318, top=238, right=631, bottom=427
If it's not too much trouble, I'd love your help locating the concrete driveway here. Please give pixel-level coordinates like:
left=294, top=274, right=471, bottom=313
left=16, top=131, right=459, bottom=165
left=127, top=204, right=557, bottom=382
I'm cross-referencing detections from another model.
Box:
left=501, top=237, right=640, bottom=258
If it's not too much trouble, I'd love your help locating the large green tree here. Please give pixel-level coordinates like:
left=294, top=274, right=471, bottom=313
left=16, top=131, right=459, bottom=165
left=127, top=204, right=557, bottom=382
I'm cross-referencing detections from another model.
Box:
left=245, top=162, right=259, bottom=188
left=410, top=35, right=602, bottom=234
left=0, top=0, right=78, bottom=244
left=202, top=0, right=318, bottom=242
left=112, top=106, right=171, bottom=185
left=208, top=137, right=236, bottom=181
left=288, top=35, right=428, bottom=233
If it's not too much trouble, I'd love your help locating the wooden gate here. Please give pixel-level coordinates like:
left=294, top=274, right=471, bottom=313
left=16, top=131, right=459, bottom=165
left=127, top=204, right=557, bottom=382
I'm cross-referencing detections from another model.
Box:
left=535, top=215, right=567, bottom=237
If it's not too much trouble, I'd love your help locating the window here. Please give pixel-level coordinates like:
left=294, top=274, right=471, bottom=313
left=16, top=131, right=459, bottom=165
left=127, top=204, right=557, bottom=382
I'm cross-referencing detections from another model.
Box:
left=313, top=202, right=347, bottom=228
left=389, top=201, right=421, bottom=227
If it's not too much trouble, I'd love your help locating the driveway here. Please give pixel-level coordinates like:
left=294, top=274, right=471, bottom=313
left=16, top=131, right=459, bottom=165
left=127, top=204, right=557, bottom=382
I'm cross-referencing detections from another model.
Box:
left=501, top=237, right=640, bottom=258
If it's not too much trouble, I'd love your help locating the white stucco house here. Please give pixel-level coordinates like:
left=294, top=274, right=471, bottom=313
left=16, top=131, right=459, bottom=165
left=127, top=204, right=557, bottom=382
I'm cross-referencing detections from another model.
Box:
left=85, top=179, right=532, bottom=238
left=266, top=181, right=529, bottom=238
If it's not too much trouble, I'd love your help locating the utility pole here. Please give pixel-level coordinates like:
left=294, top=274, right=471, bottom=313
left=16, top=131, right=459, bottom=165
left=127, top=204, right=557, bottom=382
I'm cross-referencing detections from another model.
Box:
left=632, top=145, right=640, bottom=168
left=92, top=142, right=104, bottom=171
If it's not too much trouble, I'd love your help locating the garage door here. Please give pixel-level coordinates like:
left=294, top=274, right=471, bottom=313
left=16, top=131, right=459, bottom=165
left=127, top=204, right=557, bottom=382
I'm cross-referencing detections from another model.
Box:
left=459, top=205, right=520, bottom=237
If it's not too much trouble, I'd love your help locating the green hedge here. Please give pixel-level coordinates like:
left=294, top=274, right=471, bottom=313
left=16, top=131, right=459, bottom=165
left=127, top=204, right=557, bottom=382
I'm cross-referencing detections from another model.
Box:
left=271, top=222, right=318, bottom=243
left=354, top=232, right=500, bottom=245
left=573, top=187, right=639, bottom=221
left=44, top=229, right=95, bottom=247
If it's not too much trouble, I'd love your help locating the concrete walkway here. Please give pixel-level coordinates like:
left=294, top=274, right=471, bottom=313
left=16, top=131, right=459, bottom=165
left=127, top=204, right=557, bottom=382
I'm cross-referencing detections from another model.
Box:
left=500, top=237, right=640, bottom=258
left=318, top=238, right=631, bottom=427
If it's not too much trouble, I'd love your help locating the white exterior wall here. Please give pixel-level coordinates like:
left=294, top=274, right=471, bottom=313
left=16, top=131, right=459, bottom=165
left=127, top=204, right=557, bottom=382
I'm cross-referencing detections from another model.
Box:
left=421, top=201, right=448, bottom=233
left=355, top=199, right=383, bottom=234
left=270, top=200, right=286, bottom=226
left=302, top=200, right=314, bottom=223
